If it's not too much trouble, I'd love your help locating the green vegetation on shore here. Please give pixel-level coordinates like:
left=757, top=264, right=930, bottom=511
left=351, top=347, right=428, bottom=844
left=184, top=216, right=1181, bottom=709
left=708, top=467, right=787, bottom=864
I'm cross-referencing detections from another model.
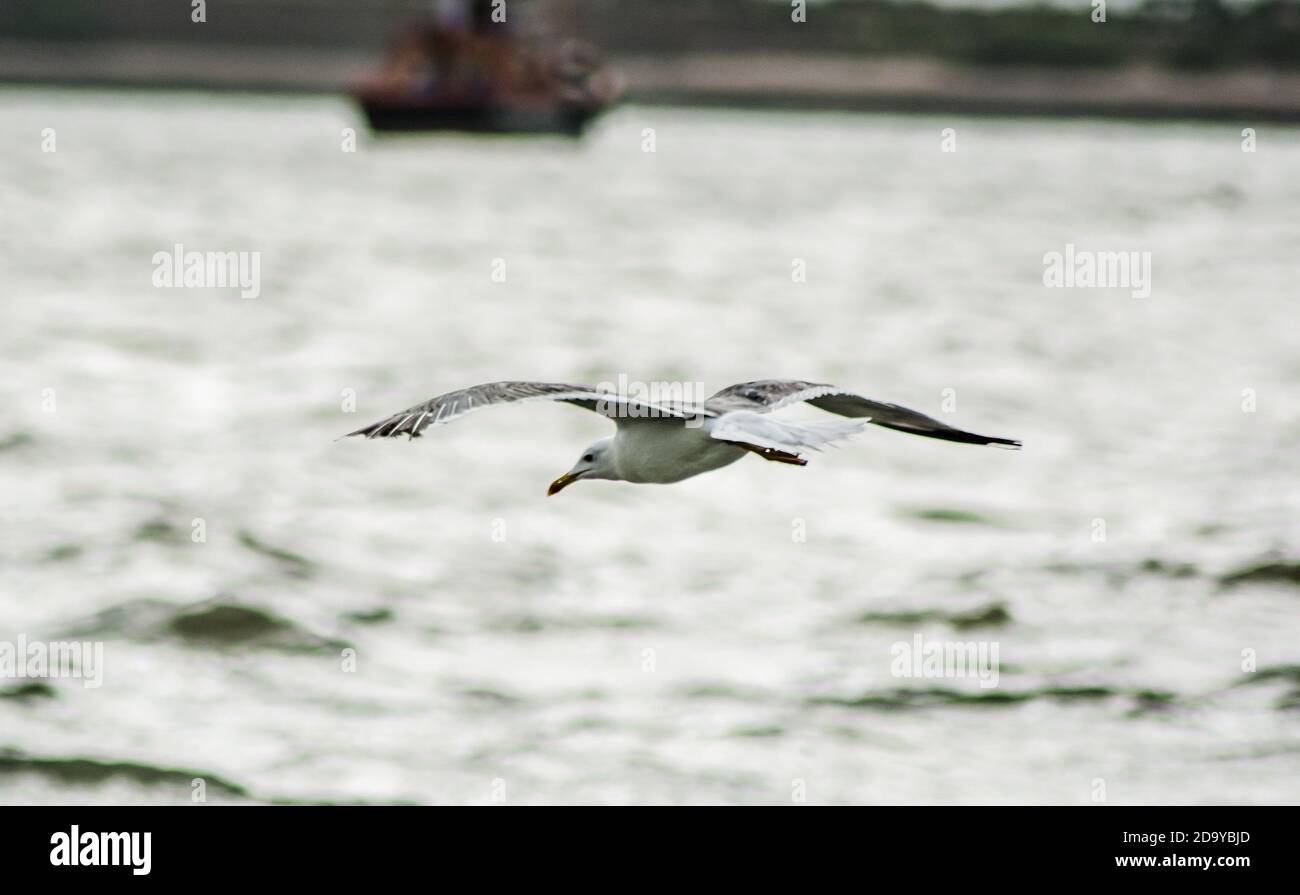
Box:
left=576, top=0, right=1300, bottom=70
left=3, top=0, right=1298, bottom=72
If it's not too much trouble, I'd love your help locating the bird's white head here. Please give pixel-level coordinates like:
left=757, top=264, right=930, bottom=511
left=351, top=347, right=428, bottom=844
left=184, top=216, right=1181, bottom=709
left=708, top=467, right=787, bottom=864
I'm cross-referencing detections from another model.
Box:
left=548, top=436, right=618, bottom=496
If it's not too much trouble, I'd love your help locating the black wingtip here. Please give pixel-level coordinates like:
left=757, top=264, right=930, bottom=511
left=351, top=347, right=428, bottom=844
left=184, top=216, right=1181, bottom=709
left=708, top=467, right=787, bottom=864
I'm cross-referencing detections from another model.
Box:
left=343, top=420, right=390, bottom=439
left=343, top=417, right=428, bottom=440
left=873, top=421, right=1022, bottom=449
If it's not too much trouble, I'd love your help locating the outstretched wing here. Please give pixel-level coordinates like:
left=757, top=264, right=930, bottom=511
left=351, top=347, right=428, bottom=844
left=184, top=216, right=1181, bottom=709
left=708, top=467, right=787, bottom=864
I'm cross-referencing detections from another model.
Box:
left=709, top=410, right=866, bottom=453
left=346, top=381, right=710, bottom=440
left=706, top=380, right=1021, bottom=448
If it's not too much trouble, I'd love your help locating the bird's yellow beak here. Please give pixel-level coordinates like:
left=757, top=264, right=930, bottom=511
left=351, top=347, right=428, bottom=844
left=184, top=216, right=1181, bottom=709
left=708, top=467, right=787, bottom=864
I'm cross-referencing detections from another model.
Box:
left=547, top=471, right=583, bottom=496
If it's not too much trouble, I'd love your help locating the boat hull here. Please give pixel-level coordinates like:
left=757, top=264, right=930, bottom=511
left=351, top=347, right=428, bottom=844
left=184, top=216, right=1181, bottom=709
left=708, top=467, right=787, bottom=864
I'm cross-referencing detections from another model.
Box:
left=357, top=98, right=598, bottom=136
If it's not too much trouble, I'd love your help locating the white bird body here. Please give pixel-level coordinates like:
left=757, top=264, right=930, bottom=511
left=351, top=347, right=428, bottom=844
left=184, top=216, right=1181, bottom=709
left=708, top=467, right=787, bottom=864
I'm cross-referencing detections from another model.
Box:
left=345, top=379, right=1020, bottom=494
left=610, top=421, right=744, bottom=484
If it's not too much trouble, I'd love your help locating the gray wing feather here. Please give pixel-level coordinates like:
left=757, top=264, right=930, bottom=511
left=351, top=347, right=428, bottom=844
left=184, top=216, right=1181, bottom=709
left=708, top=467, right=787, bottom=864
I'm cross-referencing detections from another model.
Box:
left=707, top=380, right=1021, bottom=448
left=346, top=381, right=710, bottom=440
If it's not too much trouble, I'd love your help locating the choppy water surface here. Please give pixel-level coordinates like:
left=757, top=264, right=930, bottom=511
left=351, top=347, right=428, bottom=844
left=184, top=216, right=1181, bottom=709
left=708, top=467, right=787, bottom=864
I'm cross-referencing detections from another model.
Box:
left=1, top=88, right=1297, bottom=804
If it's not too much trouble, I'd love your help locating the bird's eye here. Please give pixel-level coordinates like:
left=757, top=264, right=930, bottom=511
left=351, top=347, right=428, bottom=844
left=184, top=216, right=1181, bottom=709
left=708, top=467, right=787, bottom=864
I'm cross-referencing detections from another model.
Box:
left=582, top=453, right=594, bottom=463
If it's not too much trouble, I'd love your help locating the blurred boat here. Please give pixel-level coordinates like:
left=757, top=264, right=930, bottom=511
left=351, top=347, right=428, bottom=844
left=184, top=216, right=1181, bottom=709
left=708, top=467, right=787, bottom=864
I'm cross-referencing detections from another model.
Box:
left=351, top=16, right=620, bottom=136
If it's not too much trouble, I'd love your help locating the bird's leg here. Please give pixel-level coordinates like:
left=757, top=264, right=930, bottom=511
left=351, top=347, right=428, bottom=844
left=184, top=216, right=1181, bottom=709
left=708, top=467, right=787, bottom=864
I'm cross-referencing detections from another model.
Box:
left=729, top=442, right=808, bottom=466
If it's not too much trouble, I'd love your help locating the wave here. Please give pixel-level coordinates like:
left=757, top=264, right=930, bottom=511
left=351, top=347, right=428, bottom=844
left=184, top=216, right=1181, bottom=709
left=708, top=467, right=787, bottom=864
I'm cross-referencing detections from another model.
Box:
left=59, top=597, right=349, bottom=653
left=0, top=748, right=250, bottom=799
left=855, top=602, right=1011, bottom=630
left=806, top=685, right=1175, bottom=712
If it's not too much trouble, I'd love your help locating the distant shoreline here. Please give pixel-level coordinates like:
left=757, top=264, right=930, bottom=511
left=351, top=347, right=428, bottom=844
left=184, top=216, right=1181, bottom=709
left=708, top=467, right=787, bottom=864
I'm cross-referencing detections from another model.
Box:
left=3, top=41, right=1299, bottom=123
left=619, top=53, right=1300, bottom=123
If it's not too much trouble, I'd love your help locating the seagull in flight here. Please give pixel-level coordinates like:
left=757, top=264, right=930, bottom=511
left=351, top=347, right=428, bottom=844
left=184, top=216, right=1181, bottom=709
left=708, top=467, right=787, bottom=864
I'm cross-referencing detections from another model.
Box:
left=345, top=380, right=1021, bottom=495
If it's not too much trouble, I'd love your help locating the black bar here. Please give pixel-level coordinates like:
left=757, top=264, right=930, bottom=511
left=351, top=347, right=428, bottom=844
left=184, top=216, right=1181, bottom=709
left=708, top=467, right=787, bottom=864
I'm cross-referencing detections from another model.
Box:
left=0, top=806, right=1281, bottom=882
